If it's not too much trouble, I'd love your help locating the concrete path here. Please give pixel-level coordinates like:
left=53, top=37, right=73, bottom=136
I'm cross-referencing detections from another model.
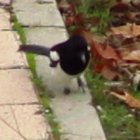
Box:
left=12, top=0, right=106, bottom=140
left=0, top=0, right=51, bottom=140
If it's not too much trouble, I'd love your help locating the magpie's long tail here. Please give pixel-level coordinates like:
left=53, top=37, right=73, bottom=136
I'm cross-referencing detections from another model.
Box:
left=19, top=45, right=50, bottom=57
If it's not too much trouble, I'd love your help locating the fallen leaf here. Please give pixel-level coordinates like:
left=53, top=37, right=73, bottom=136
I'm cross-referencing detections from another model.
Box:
left=99, top=65, right=120, bottom=80
left=123, top=50, right=140, bottom=63
left=91, top=42, right=121, bottom=61
left=58, top=0, right=75, bottom=15
left=90, top=40, right=122, bottom=79
left=130, top=0, right=140, bottom=11
left=64, top=15, right=76, bottom=26
left=131, top=24, right=140, bottom=36
left=110, top=1, right=130, bottom=13
left=110, top=90, right=140, bottom=109
left=133, top=70, right=140, bottom=90
left=110, top=23, right=134, bottom=36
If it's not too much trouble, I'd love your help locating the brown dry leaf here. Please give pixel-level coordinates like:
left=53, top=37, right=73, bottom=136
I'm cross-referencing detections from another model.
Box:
left=110, top=90, right=140, bottom=109
left=110, top=23, right=134, bottom=36
left=132, top=24, right=140, bottom=36
left=130, top=0, right=140, bottom=11
left=133, top=71, right=140, bottom=89
left=64, top=15, right=76, bottom=26
left=90, top=41, right=122, bottom=79
left=58, top=0, right=75, bottom=15
left=109, top=0, right=140, bottom=26
left=110, top=1, right=130, bottom=13
left=123, top=50, right=140, bottom=63
left=100, top=65, right=120, bottom=80
left=64, top=14, right=84, bottom=27
left=110, top=23, right=140, bottom=36
left=96, top=43, right=121, bottom=61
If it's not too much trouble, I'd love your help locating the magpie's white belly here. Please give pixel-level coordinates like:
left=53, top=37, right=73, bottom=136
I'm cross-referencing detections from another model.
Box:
left=36, top=56, right=79, bottom=94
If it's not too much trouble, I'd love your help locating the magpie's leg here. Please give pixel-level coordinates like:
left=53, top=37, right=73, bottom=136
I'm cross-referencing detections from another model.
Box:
left=63, top=77, right=86, bottom=95
left=63, top=87, right=71, bottom=95
left=77, top=76, right=86, bottom=93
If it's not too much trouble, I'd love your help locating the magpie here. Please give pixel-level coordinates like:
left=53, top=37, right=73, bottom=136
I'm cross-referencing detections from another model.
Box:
left=19, top=35, right=90, bottom=93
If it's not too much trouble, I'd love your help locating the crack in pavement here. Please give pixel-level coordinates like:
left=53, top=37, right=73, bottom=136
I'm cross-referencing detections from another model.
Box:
left=0, top=115, right=27, bottom=140
left=0, top=102, right=39, bottom=106
left=0, top=65, right=29, bottom=70
left=22, top=25, right=65, bottom=29
left=0, top=103, right=50, bottom=140
left=10, top=106, right=27, bottom=140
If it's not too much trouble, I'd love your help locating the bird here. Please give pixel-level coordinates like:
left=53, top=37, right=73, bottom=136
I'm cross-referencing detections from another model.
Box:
left=19, top=35, right=90, bottom=93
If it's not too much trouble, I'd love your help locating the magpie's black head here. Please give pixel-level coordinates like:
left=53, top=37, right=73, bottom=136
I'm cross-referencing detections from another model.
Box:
left=51, top=35, right=90, bottom=75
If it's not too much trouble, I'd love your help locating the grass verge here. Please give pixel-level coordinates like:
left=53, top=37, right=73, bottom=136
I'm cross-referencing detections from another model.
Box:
left=85, top=69, right=140, bottom=140
left=77, top=1, right=140, bottom=139
left=12, top=14, right=61, bottom=140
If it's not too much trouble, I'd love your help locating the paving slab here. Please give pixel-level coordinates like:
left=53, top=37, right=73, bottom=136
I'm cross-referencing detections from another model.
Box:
left=11, top=105, right=51, bottom=139
left=24, top=27, right=67, bottom=46
left=0, top=8, right=11, bottom=30
left=0, top=31, right=26, bottom=67
left=0, top=1, right=52, bottom=140
left=12, top=0, right=65, bottom=27
left=0, top=69, right=39, bottom=104
left=0, top=105, right=51, bottom=140
left=61, top=134, right=103, bottom=140
left=0, top=105, right=18, bottom=139
left=0, top=122, right=24, bottom=140
left=51, top=90, right=106, bottom=140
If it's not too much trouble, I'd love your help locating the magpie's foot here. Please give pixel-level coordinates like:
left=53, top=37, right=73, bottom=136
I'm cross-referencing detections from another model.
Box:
left=48, top=93, right=55, bottom=98
left=63, top=87, right=71, bottom=95
left=77, top=77, right=86, bottom=93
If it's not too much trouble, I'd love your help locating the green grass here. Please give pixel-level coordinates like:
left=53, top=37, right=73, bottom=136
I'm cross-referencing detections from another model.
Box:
left=12, top=15, right=37, bottom=75
left=78, top=0, right=93, bottom=14
left=91, top=8, right=110, bottom=34
left=33, top=78, right=61, bottom=140
left=12, top=15, right=26, bottom=44
left=77, top=0, right=111, bottom=34
left=85, top=69, right=140, bottom=140
left=12, top=14, right=61, bottom=140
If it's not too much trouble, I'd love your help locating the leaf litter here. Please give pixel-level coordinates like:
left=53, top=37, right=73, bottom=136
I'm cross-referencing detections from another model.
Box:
left=58, top=0, right=140, bottom=110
